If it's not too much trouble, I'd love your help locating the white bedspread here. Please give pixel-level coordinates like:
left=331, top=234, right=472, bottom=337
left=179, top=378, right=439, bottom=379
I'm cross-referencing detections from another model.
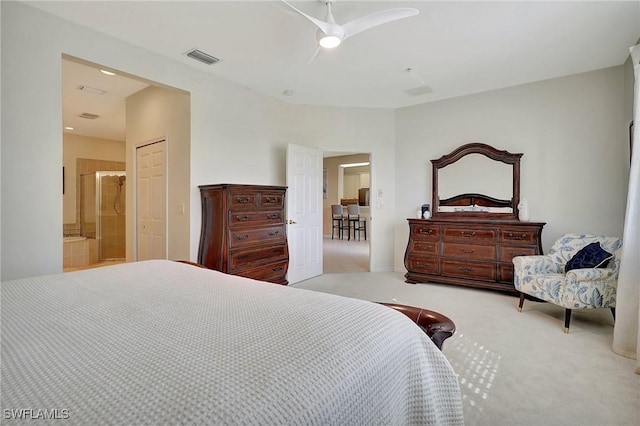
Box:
left=1, top=260, right=462, bottom=425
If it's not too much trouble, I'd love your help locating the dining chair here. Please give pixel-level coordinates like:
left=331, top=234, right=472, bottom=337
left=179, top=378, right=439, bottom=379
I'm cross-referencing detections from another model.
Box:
left=346, top=204, right=366, bottom=241
left=331, top=204, right=345, bottom=240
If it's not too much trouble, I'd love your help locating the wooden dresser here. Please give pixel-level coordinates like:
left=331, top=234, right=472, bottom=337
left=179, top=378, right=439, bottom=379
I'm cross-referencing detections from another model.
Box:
left=198, top=184, right=289, bottom=285
left=410, top=142, right=545, bottom=295
left=405, top=218, right=544, bottom=294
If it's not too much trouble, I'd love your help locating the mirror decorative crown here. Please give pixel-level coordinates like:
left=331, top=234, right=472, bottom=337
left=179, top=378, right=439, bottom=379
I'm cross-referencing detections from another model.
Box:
left=431, top=143, right=522, bottom=220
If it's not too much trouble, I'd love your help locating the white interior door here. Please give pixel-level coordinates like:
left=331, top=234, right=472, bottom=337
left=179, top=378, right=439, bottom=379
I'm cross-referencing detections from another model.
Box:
left=286, top=143, right=323, bottom=284
left=136, top=140, right=167, bottom=260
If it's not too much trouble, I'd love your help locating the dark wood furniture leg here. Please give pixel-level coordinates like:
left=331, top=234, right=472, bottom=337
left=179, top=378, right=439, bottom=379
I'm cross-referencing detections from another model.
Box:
left=564, top=308, right=572, bottom=334
left=518, top=293, right=525, bottom=312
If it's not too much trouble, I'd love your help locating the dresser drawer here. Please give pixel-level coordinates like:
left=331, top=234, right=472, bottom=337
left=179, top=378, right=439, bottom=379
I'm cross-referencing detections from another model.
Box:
left=228, top=192, right=259, bottom=210
left=410, top=224, right=439, bottom=241
left=499, top=264, right=515, bottom=283
left=227, top=210, right=284, bottom=228
left=406, top=255, right=439, bottom=274
left=259, top=192, right=285, bottom=209
left=229, top=226, right=286, bottom=248
left=499, top=245, right=537, bottom=262
left=237, top=260, right=288, bottom=283
left=441, top=260, right=495, bottom=281
left=410, top=240, right=438, bottom=255
left=443, top=242, right=495, bottom=261
left=443, top=228, right=496, bottom=243
left=500, top=229, right=537, bottom=244
left=229, top=244, right=288, bottom=270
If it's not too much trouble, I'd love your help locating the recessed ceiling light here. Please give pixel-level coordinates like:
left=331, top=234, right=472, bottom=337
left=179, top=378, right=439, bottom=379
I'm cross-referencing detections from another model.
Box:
left=64, top=126, right=74, bottom=131
left=100, top=69, right=116, bottom=76
left=341, top=162, right=370, bottom=168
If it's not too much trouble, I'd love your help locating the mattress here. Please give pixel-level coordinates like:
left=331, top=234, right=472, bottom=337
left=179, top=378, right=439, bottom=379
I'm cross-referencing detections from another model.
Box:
left=1, top=260, right=463, bottom=424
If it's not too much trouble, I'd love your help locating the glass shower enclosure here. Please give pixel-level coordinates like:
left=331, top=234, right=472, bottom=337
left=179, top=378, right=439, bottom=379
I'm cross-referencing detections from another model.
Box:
left=80, top=171, right=126, bottom=261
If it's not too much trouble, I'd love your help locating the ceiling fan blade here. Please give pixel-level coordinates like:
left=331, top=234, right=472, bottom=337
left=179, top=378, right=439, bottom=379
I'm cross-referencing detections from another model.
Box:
left=281, top=0, right=333, bottom=35
left=307, top=46, right=322, bottom=64
left=342, top=8, right=419, bottom=40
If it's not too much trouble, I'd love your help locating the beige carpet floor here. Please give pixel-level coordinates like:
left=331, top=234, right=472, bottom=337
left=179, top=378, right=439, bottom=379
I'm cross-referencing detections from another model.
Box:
left=293, top=270, right=640, bottom=426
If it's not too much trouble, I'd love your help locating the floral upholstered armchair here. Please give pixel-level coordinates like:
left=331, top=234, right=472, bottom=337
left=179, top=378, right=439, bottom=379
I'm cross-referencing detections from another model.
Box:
left=512, top=233, right=623, bottom=333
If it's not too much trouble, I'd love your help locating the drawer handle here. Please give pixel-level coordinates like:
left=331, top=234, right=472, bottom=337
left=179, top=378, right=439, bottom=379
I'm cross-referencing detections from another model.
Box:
left=268, top=231, right=280, bottom=236
left=236, top=234, right=249, bottom=241
left=507, top=232, right=527, bottom=240
left=461, top=248, right=476, bottom=254
left=461, top=232, right=477, bottom=238
left=236, top=197, right=251, bottom=204
left=418, top=229, right=433, bottom=235
left=272, top=267, right=284, bottom=272
left=417, top=245, right=432, bottom=251
left=416, top=262, right=432, bottom=268
left=237, top=255, right=249, bottom=260
left=236, top=215, right=250, bottom=221
left=265, top=197, right=279, bottom=203
left=267, top=213, right=279, bottom=219
left=459, top=267, right=474, bottom=273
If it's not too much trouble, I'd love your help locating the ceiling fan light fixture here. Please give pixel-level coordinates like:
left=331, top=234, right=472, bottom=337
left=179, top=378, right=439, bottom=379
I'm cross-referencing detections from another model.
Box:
left=319, top=34, right=341, bottom=48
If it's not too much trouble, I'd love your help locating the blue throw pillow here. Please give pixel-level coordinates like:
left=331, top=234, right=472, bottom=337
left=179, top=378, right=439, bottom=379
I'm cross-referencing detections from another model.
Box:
left=565, top=242, right=613, bottom=272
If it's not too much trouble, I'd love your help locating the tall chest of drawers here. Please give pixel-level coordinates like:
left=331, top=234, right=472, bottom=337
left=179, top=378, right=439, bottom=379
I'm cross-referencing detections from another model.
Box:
left=404, top=218, right=544, bottom=295
left=198, top=184, right=289, bottom=285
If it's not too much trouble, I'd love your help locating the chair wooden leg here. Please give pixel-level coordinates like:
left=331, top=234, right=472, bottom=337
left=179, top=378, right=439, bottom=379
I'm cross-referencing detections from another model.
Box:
left=518, top=293, right=525, bottom=312
left=564, top=309, right=572, bottom=334
left=610, top=307, right=616, bottom=320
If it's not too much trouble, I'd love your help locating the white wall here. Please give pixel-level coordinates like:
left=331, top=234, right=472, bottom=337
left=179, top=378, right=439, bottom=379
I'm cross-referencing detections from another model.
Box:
left=1, top=2, right=631, bottom=280
left=285, top=105, right=396, bottom=271
left=394, top=66, right=628, bottom=270
left=0, top=0, right=3, bottom=278
left=126, top=85, right=191, bottom=262
left=0, top=2, right=398, bottom=279
left=63, top=134, right=125, bottom=224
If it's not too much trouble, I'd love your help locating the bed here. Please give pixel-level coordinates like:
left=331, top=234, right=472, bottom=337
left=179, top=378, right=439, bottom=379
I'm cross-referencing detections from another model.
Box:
left=1, top=260, right=463, bottom=424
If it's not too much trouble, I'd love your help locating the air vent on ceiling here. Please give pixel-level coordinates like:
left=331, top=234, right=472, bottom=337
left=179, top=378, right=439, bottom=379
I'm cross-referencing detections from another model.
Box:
left=403, top=85, right=434, bottom=97
left=185, top=49, right=220, bottom=65
left=77, top=85, right=106, bottom=95
left=78, top=112, right=99, bottom=120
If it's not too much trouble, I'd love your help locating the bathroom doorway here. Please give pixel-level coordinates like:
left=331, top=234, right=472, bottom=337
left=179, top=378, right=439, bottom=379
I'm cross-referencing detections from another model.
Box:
left=62, top=57, right=146, bottom=270
left=62, top=55, right=191, bottom=270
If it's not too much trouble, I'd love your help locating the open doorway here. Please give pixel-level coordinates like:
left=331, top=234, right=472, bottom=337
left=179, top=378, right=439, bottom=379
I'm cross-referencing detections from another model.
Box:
left=322, top=152, right=371, bottom=273
left=62, top=56, right=191, bottom=270
left=62, top=58, right=146, bottom=270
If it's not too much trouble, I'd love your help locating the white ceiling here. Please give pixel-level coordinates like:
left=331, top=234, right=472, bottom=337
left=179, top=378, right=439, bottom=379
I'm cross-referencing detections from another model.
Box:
left=39, top=1, right=639, bottom=140
left=62, top=59, right=149, bottom=141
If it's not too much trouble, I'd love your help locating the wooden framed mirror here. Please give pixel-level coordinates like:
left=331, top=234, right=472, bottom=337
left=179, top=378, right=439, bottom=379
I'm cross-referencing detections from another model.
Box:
left=431, top=143, right=522, bottom=220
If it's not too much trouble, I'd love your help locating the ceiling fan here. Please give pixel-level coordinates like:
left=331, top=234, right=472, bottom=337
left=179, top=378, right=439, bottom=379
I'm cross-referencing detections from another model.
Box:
left=282, top=0, right=419, bottom=60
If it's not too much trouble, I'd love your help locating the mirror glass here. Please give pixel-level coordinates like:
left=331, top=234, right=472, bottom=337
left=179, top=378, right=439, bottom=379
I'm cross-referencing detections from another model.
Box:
left=438, top=153, right=512, bottom=201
